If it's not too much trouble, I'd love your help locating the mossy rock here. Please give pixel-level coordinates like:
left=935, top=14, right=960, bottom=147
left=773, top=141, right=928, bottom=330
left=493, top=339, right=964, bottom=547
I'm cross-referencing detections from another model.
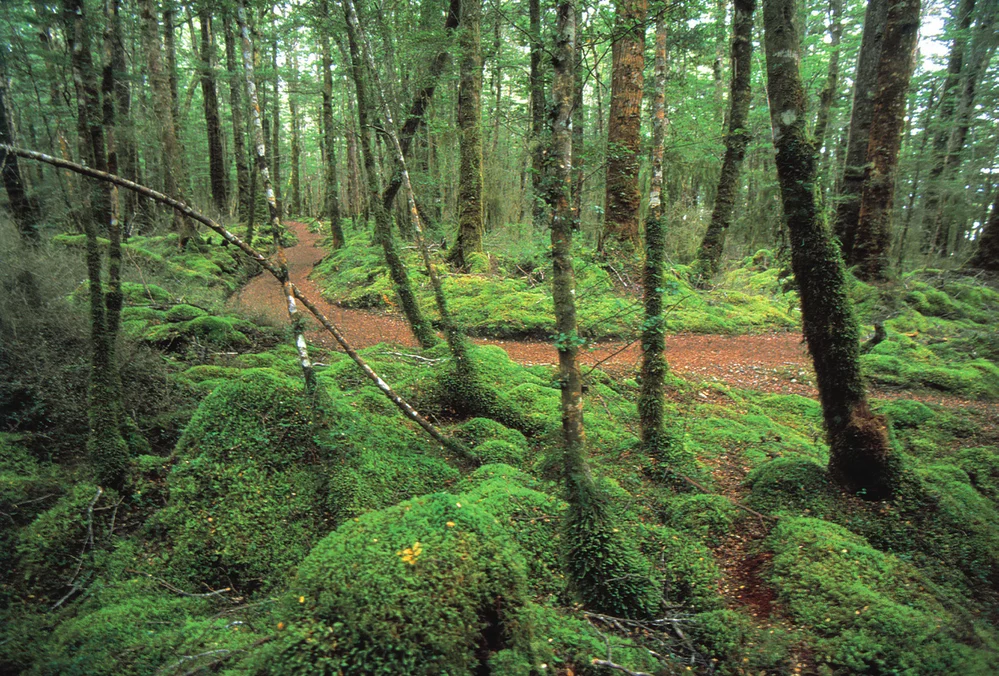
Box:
left=249, top=492, right=538, bottom=675
left=164, top=304, right=207, bottom=322
left=471, top=439, right=527, bottom=467
left=453, top=417, right=529, bottom=451
left=661, top=493, right=739, bottom=546
left=876, top=398, right=936, bottom=429
left=956, top=447, right=999, bottom=505
left=744, top=455, right=840, bottom=517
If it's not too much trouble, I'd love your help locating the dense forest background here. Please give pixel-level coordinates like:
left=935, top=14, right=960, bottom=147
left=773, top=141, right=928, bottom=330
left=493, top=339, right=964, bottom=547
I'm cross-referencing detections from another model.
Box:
left=1, top=0, right=999, bottom=673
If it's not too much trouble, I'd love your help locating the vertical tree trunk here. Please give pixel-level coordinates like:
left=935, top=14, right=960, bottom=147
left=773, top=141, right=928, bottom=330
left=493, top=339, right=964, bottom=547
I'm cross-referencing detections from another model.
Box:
left=64, top=0, right=129, bottom=489
left=852, top=0, right=920, bottom=281
left=832, top=0, right=887, bottom=258
left=451, top=0, right=484, bottom=270
left=529, top=0, right=546, bottom=227
left=109, top=0, right=138, bottom=231
left=602, top=0, right=646, bottom=250
left=813, top=0, right=841, bottom=157
left=713, top=0, right=727, bottom=124
left=289, top=48, right=302, bottom=216
left=967, top=187, right=999, bottom=271
left=694, top=0, right=755, bottom=279
left=571, top=8, right=585, bottom=227
left=0, top=52, right=38, bottom=240
left=236, top=2, right=317, bottom=396
left=163, top=6, right=181, bottom=126
left=271, top=37, right=282, bottom=216
left=141, top=0, right=192, bottom=247
left=763, top=0, right=897, bottom=499
left=344, top=82, right=363, bottom=219
left=199, top=8, right=229, bottom=214
left=223, top=14, right=251, bottom=226
left=342, top=0, right=439, bottom=349
left=320, top=0, right=345, bottom=248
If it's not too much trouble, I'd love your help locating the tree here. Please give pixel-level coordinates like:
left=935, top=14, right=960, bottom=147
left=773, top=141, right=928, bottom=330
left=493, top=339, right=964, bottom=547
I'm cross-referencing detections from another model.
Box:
left=319, top=0, right=345, bottom=248
left=199, top=6, right=229, bottom=215
left=851, top=0, right=921, bottom=281
left=763, top=0, right=898, bottom=499
left=223, top=13, right=251, bottom=226
left=693, top=0, right=756, bottom=279
left=450, top=0, right=484, bottom=270
left=0, top=51, right=38, bottom=240
left=813, top=0, right=841, bottom=168
left=601, top=0, right=646, bottom=250
left=967, top=188, right=999, bottom=272
left=833, top=0, right=887, bottom=259
left=528, top=0, right=545, bottom=226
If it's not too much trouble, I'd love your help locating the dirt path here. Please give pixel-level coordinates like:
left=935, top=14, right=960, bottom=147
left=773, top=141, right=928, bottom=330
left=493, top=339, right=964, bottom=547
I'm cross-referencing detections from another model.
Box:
left=229, top=220, right=998, bottom=416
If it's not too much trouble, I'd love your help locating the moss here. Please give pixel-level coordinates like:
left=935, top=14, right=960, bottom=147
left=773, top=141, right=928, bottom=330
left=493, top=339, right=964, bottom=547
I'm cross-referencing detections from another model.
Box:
left=956, top=447, right=999, bottom=505
left=767, top=517, right=996, bottom=674
left=661, top=493, right=739, bottom=546
left=686, top=609, right=793, bottom=674
left=876, top=398, right=935, bottom=428
left=453, top=417, right=529, bottom=450
left=471, top=439, right=527, bottom=466
left=142, top=314, right=258, bottom=351
left=248, top=492, right=538, bottom=675
left=639, top=524, right=723, bottom=612
left=744, top=455, right=841, bottom=517
left=163, top=303, right=207, bottom=322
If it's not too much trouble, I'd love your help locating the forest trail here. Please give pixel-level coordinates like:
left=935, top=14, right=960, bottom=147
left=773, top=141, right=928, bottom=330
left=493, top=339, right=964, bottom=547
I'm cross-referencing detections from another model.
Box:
left=230, top=220, right=997, bottom=417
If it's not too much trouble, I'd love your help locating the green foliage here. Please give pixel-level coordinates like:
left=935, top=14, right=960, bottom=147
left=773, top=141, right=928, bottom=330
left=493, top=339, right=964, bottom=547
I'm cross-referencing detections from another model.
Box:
left=687, top=609, right=793, bottom=674
left=744, top=455, right=840, bottom=518
left=639, top=524, right=723, bottom=612
left=661, top=493, right=739, bottom=546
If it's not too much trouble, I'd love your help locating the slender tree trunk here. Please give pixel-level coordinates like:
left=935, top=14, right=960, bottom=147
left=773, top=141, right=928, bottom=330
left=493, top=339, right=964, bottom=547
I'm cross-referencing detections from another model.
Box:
left=163, top=6, right=180, bottom=125
left=451, top=0, right=484, bottom=270
left=64, top=0, right=129, bottom=489
left=320, top=0, right=345, bottom=248
left=236, top=2, right=317, bottom=396
left=141, top=0, right=192, bottom=247
left=813, top=0, right=841, bottom=156
left=833, top=0, right=887, bottom=258
left=602, top=0, right=647, bottom=250
left=223, top=14, right=251, bottom=225
left=271, top=37, right=283, bottom=217
left=342, top=0, right=439, bottom=349
left=571, top=13, right=585, bottom=227
left=0, top=53, right=38, bottom=240
left=109, top=0, right=137, bottom=231
left=694, top=0, right=756, bottom=279
left=289, top=49, right=302, bottom=216
left=896, top=81, right=938, bottom=272
left=344, top=80, right=363, bottom=219
left=529, top=0, right=546, bottom=226
left=199, top=8, right=228, bottom=214
left=968, top=187, right=999, bottom=271
left=852, top=0, right=920, bottom=281
left=763, top=0, right=897, bottom=499
left=713, top=0, right=726, bottom=125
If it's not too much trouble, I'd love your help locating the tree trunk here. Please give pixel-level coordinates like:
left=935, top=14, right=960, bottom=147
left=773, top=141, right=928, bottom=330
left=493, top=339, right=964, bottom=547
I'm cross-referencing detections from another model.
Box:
left=967, top=187, right=999, bottom=272
left=320, top=0, right=345, bottom=248
left=141, top=0, right=192, bottom=247
left=109, top=0, right=138, bottom=231
left=602, top=0, right=646, bottom=250
left=289, top=48, right=302, bottom=216
left=235, top=2, right=317, bottom=396
left=199, top=8, right=229, bottom=215
left=452, top=0, right=484, bottom=270
left=223, top=14, right=251, bottom=226
left=0, top=52, right=38, bottom=240
left=763, top=0, right=897, bottom=500
left=571, top=16, right=585, bottom=227
left=813, top=0, right=841, bottom=157
left=851, top=0, right=920, bottom=281
left=271, top=37, right=282, bottom=217
left=694, top=0, right=755, bottom=279
left=163, top=7, right=180, bottom=125
left=529, top=0, right=546, bottom=227
left=342, top=0, right=439, bottom=349
left=832, top=0, right=887, bottom=259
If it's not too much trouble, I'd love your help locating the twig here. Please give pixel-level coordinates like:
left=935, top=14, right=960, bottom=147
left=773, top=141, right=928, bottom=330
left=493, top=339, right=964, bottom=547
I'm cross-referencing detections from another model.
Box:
left=126, top=569, right=236, bottom=603
left=590, top=660, right=654, bottom=676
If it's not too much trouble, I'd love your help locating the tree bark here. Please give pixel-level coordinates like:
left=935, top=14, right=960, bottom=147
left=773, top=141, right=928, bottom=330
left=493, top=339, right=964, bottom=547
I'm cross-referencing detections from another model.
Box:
left=320, top=0, right=345, bottom=248
left=223, top=14, right=251, bottom=226
left=602, top=0, right=647, bottom=250
left=571, top=15, right=585, bottom=227
left=529, top=0, right=546, bottom=226
left=289, top=48, right=302, bottom=216
left=199, top=8, right=229, bottom=214
left=108, top=0, right=138, bottom=230
left=832, top=0, right=887, bottom=258
left=694, top=0, right=755, bottom=279
left=271, top=36, right=283, bottom=217
left=763, top=0, right=897, bottom=500
left=0, top=52, right=38, bottom=240
left=967, top=188, right=999, bottom=272
left=451, top=0, right=484, bottom=270
left=812, top=0, right=841, bottom=156
left=852, top=0, right=921, bottom=281
left=236, top=2, right=317, bottom=396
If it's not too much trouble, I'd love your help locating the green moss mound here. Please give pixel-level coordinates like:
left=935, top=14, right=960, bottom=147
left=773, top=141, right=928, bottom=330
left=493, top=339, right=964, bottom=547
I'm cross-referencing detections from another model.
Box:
left=661, top=493, right=739, bottom=546
left=687, top=609, right=792, bottom=674
left=767, top=517, right=996, bottom=674
left=250, top=492, right=538, bottom=675
left=744, top=455, right=841, bottom=517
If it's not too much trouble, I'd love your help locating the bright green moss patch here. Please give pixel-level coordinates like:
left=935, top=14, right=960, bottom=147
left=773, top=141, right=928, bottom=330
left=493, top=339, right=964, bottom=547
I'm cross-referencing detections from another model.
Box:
left=687, top=609, right=793, bottom=674
left=744, top=455, right=841, bottom=518
left=661, top=493, right=739, bottom=546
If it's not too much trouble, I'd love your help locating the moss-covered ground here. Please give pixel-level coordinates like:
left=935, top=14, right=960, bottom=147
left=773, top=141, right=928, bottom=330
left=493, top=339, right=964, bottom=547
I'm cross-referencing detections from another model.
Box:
left=2, top=218, right=998, bottom=674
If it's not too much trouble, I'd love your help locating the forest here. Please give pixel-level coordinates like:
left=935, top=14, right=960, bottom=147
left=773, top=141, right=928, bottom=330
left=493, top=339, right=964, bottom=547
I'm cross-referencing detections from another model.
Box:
left=0, top=0, right=998, bottom=672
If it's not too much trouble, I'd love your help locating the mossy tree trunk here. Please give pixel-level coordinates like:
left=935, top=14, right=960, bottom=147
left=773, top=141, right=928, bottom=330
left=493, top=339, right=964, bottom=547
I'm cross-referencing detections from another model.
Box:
left=64, top=0, right=129, bottom=489
left=601, top=0, right=646, bottom=251
left=319, top=0, right=345, bottom=248
left=342, top=0, right=439, bottom=350
left=694, top=0, right=756, bottom=280
left=199, top=8, right=228, bottom=215
left=832, top=0, right=886, bottom=260
left=0, top=51, right=38, bottom=241
left=529, top=0, right=546, bottom=227
left=108, top=0, right=138, bottom=232
left=236, top=2, right=318, bottom=396
left=812, top=0, right=840, bottom=176
left=270, top=37, right=283, bottom=217
left=289, top=48, right=303, bottom=217
left=968, top=188, right=999, bottom=272
left=763, top=0, right=898, bottom=500
left=223, top=14, right=251, bottom=227
left=451, top=0, right=484, bottom=271
left=852, top=0, right=920, bottom=282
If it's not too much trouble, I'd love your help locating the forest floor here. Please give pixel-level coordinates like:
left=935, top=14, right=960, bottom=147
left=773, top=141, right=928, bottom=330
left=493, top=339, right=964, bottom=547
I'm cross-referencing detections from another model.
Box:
left=231, top=220, right=999, bottom=420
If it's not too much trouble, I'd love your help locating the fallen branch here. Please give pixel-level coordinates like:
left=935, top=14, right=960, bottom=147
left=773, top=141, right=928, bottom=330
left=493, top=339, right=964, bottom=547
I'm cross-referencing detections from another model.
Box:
left=1, top=144, right=471, bottom=463
left=126, top=569, right=236, bottom=602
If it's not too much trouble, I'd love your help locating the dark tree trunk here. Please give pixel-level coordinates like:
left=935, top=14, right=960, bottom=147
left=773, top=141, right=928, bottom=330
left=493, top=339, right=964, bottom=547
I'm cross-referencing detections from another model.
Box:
left=763, top=0, right=897, bottom=500
left=813, top=0, right=841, bottom=156
left=223, top=14, right=251, bottom=226
left=602, top=0, right=646, bottom=250
left=968, top=188, right=999, bottom=272
left=852, top=0, right=920, bottom=281
left=694, top=0, right=756, bottom=279
left=833, top=0, right=887, bottom=258
left=529, top=0, right=546, bottom=226
left=199, top=8, right=229, bottom=214
left=452, top=0, right=484, bottom=270
left=289, top=49, right=302, bottom=216
left=571, top=15, right=585, bottom=227
left=163, top=7, right=180, bottom=126
left=0, top=53, right=38, bottom=240
left=109, top=0, right=138, bottom=230
left=343, top=0, right=438, bottom=349
left=320, top=0, right=345, bottom=248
